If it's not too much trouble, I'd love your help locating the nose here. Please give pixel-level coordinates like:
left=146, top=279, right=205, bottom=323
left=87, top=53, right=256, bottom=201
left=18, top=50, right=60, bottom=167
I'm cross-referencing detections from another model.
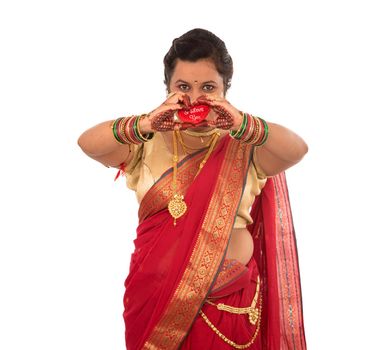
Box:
left=187, top=91, right=204, bottom=105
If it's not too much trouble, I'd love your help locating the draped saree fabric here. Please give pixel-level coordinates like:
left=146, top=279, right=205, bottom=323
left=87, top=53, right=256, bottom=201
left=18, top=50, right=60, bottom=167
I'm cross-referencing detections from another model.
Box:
left=122, top=134, right=306, bottom=349
left=248, top=173, right=307, bottom=349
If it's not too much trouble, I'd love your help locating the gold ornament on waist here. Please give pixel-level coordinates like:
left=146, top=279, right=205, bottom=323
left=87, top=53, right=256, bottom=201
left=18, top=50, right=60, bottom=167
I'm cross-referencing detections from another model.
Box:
left=200, top=276, right=262, bottom=348
left=205, top=275, right=261, bottom=325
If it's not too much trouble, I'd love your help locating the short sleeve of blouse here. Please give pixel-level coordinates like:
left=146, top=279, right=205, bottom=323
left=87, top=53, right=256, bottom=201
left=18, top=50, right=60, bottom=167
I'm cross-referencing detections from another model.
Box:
left=124, top=143, right=144, bottom=191
left=251, top=147, right=268, bottom=180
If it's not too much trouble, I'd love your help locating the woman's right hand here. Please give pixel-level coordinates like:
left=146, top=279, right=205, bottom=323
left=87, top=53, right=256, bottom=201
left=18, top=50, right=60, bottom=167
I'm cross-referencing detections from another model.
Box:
left=140, top=92, right=194, bottom=133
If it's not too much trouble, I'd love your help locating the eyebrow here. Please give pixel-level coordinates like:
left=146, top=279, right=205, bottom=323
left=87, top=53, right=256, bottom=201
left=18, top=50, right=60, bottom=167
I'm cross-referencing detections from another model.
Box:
left=174, top=79, right=218, bottom=85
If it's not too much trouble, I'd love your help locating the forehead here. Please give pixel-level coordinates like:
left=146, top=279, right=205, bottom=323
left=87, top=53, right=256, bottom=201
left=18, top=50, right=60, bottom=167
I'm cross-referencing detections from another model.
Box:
left=171, top=59, right=223, bottom=84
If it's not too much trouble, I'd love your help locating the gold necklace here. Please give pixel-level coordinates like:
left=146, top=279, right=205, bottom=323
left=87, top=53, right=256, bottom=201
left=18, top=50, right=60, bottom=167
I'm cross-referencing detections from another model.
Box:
left=177, top=130, right=216, bottom=155
left=184, top=128, right=218, bottom=143
left=167, top=128, right=220, bottom=225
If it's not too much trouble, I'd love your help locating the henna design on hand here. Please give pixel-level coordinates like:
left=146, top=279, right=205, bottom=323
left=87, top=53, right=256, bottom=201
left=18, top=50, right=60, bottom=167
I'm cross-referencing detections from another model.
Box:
left=149, top=94, right=209, bottom=132
left=196, top=96, right=235, bottom=130
left=150, top=109, right=202, bottom=131
left=151, top=109, right=177, bottom=131
left=210, top=105, right=234, bottom=130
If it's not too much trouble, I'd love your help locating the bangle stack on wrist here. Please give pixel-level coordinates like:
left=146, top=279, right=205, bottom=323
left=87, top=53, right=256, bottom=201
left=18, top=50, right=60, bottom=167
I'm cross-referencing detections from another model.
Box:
left=229, top=113, right=269, bottom=146
left=111, top=115, right=154, bottom=145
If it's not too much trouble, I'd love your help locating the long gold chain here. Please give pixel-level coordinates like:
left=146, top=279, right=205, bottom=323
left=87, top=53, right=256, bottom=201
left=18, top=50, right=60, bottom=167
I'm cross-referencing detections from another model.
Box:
left=193, top=130, right=220, bottom=177
left=167, top=128, right=220, bottom=225
left=167, top=128, right=186, bottom=225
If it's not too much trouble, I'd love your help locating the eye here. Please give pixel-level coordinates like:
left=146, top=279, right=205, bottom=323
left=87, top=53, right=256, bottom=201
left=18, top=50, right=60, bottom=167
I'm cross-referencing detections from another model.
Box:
left=177, top=84, right=190, bottom=91
left=202, top=84, right=215, bottom=92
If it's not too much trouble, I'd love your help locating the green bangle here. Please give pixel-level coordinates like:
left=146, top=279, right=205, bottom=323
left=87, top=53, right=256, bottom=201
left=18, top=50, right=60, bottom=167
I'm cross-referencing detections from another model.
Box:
left=134, top=115, right=154, bottom=142
left=132, top=115, right=143, bottom=142
left=112, top=118, right=126, bottom=144
left=236, top=113, right=249, bottom=139
left=257, top=118, right=269, bottom=146
left=230, top=112, right=247, bottom=139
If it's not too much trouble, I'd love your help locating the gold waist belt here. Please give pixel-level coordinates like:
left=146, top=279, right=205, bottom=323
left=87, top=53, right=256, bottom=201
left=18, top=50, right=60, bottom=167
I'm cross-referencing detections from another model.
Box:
left=199, top=275, right=262, bottom=349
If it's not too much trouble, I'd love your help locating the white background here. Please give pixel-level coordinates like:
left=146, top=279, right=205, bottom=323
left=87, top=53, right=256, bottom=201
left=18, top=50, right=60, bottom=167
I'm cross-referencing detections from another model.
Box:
left=1, top=0, right=391, bottom=349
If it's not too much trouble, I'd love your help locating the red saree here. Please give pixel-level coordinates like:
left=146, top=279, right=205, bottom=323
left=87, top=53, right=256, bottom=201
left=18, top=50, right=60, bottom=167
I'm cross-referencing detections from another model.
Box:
left=122, top=134, right=306, bottom=349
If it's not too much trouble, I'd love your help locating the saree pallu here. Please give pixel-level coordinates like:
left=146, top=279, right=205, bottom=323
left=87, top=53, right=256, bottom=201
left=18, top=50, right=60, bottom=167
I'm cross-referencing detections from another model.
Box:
left=122, top=134, right=306, bottom=349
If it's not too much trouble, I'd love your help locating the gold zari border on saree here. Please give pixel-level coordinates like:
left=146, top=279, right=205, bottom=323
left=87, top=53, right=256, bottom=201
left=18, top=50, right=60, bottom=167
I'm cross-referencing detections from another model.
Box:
left=273, top=174, right=307, bottom=349
left=143, top=139, right=253, bottom=349
left=138, top=151, right=206, bottom=222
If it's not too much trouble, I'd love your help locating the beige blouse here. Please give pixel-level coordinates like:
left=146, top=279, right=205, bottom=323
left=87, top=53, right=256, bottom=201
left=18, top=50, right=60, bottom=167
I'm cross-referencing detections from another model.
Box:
left=124, top=132, right=267, bottom=228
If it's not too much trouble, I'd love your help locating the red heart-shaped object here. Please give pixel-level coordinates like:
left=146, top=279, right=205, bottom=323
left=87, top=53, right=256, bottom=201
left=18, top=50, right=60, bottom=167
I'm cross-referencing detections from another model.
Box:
left=178, top=104, right=210, bottom=124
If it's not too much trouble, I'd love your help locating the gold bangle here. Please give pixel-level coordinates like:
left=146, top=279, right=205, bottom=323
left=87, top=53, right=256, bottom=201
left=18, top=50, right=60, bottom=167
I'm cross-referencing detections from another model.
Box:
left=247, top=117, right=261, bottom=145
left=242, top=114, right=255, bottom=143
left=119, top=116, right=130, bottom=143
left=136, top=114, right=154, bottom=142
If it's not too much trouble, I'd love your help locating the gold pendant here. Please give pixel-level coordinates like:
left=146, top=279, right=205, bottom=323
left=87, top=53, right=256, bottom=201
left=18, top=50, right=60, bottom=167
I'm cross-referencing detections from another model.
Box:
left=168, top=193, right=187, bottom=225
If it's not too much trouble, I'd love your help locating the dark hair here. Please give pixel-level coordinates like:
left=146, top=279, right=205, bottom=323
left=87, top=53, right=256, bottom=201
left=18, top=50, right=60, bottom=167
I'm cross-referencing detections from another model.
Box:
left=163, top=28, right=233, bottom=94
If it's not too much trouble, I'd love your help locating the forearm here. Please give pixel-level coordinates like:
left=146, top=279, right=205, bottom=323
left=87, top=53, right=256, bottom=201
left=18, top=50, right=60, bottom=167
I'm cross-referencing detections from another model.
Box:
left=77, top=120, right=131, bottom=167
left=263, top=122, right=308, bottom=162
left=254, top=122, right=308, bottom=175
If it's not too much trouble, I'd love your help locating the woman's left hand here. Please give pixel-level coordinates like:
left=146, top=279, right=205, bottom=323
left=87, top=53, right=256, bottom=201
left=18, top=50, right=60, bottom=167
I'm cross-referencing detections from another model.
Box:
left=196, top=95, right=243, bottom=130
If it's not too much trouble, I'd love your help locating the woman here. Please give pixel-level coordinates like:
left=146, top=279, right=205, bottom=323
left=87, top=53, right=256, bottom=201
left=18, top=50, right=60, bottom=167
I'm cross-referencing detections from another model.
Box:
left=78, top=28, right=308, bottom=349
